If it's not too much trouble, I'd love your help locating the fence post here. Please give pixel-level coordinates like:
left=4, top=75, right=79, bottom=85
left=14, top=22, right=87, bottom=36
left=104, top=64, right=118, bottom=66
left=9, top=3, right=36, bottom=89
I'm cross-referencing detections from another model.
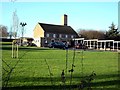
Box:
left=12, top=40, right=18, bottom=58
left=12, top=42, right=13, bottom=58
left=17, top=44, right=18, bottom=58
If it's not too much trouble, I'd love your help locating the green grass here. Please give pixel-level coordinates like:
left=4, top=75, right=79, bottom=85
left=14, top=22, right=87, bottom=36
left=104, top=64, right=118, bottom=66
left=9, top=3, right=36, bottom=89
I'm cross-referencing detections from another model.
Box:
left=1, top=42, right=119, bottom=89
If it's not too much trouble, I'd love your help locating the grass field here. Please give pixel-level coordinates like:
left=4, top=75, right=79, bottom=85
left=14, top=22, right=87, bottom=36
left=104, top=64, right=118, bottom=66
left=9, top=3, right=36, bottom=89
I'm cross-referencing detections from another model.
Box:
left=1, top=42, right=120, bottom=89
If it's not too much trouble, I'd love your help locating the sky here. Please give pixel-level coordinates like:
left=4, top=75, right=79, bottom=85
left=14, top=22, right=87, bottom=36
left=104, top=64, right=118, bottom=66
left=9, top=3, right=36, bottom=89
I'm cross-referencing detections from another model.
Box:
left=0, top=1, right=119, bottom=38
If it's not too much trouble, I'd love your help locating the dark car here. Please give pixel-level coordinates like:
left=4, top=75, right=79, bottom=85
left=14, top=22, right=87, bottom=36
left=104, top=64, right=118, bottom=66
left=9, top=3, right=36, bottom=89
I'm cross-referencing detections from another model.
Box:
left=48, top=42, right=67, bottom=49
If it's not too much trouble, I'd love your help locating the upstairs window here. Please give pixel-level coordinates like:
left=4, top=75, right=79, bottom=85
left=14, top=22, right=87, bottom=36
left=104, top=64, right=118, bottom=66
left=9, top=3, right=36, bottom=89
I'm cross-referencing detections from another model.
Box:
left=62, top=34, right=65, bottom=38
left=65, top=35, right=68, bottom=38
left=53, top=34, right=56, bottom=38
left=46, top=34, right=49, bottom=37
left=49, top=33, right=53, bottom=38
left=59, top=34, right=62, bottom=38
left=71, top=35, right=74, bottom=38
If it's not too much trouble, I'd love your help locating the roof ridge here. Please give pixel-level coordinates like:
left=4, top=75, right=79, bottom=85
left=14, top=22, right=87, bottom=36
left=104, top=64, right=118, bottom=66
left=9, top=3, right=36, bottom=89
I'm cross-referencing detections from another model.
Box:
left=38, top=22, right=70, bottom=27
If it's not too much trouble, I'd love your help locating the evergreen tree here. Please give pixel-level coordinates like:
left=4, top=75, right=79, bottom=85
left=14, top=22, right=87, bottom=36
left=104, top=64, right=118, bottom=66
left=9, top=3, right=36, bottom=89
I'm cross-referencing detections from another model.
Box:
left=106, top=22, right=119, bottom=40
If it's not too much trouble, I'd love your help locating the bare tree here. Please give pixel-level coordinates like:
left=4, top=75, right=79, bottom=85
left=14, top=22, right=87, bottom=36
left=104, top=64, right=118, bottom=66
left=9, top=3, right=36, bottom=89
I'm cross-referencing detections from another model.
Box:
left=12, top=10, right=19, bottom=39
left=78, top=29, right=105, bottom=39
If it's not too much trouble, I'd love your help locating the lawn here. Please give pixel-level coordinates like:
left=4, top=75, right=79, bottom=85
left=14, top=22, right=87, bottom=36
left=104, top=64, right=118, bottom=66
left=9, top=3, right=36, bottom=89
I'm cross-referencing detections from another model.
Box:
left=1, top=42, right=120, bottom=89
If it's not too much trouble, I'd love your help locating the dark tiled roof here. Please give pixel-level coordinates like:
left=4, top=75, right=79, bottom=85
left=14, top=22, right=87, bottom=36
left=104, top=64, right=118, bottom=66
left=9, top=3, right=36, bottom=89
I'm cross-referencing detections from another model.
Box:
left=38, top=23, right=78, bottom=36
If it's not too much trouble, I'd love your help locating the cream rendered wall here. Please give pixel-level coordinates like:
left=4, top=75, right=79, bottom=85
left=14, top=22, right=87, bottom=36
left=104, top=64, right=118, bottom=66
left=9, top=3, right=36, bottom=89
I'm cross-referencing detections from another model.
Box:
left=33, top=23, right=44, bottom=47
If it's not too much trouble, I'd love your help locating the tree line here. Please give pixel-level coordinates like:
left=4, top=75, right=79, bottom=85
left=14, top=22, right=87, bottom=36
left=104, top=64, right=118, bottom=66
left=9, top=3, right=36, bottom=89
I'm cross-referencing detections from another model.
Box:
left=0, top=25, right=8, bottom=37
left=78, top=22, right=119, bottom=41
left=0, top=22, right=119, bottom=41
left=0, top=25, right=16, bottom=38
left=0, top=25, right=22, bottom=39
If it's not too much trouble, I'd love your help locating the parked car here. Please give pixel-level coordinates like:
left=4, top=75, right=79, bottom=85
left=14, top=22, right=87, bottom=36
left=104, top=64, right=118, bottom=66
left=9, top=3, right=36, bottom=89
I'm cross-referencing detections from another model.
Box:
left=75, top=43, right=88, bottom=50
left=75, top=43, right=83, bottom=49
left=48, top=42, right=67, bottom=49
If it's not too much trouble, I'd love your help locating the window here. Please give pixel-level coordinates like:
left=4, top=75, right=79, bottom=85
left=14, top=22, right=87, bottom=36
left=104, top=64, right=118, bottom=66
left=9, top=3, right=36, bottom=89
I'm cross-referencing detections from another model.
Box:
left=45, top=40, right=48, bottom=44
left=46, top=34, right=49, bottom=37
left=62, top=34, right=65, bottom=38
left=53, top=34, right=56, bottom=38
left=56, top=34, right=59, bottom=38
left=71, top=35, right=74, bottom=38
left=59, top=34, right=62, bottom=38
left=65, top=35, right=68, bottom=38
left=49, top=33, right=52, bottom=38
left=50, top=34, right=53, bottom=38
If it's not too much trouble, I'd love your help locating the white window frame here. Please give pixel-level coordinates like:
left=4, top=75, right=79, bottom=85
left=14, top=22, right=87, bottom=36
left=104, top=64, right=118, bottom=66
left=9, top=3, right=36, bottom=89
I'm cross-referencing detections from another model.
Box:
left=65, top=35, right=68, bottom=38
left=53, top=34, right=56, bottom=38
left=71, top=35, right=74, bottom=38
left=59, top=34, right=62, bottom=38
left=46, top=33, right=49, bottom=37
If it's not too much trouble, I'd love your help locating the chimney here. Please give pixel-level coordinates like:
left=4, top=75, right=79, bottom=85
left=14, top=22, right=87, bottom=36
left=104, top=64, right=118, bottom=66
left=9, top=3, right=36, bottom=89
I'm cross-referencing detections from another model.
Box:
left=62, top=14, right=67, bottom=26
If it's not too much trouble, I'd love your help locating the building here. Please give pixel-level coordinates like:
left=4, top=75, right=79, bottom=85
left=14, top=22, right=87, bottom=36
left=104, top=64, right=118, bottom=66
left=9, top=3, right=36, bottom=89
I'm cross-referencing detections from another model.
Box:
left=33, top=14, right=79, bottom=47
left=74, top=38, right=120, bottom=51
left=22, top=37, right=34, bottom=45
